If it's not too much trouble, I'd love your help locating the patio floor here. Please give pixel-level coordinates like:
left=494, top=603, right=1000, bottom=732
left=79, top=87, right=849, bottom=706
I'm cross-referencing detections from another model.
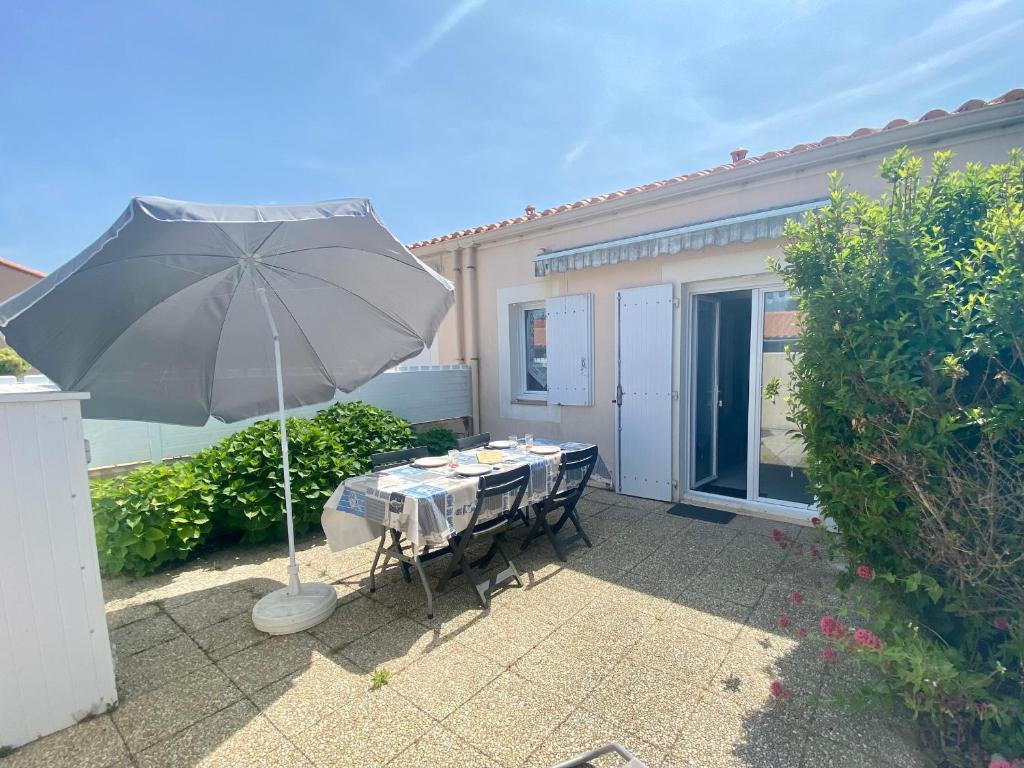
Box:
left=4, top=489, right=926, bottom=768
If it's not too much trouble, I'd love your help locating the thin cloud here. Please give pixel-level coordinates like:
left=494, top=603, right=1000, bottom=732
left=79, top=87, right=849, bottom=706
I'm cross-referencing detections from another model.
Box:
left=916, top=0, right=1009, bottom=39
left=561, top=138, right=590, bottom=169
left=708, top=20, right=1022, bottom=146
left=386, top=0, right=487, bottom=79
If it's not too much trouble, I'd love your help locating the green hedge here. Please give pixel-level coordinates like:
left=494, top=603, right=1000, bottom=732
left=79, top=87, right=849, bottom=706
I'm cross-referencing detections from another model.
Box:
left=416, top=426, right=458, bottom=454
left=0, top=347, right=30, bottom=376
left=780, top=149, right=1023, bottom=765
left=92, top=401, right=413, bottom=576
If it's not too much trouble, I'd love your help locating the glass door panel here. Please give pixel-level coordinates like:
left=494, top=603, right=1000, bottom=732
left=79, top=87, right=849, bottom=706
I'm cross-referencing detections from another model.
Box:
left=757, top=290, right=812, bottom=505
left=692, top=296, right=719, bottom=488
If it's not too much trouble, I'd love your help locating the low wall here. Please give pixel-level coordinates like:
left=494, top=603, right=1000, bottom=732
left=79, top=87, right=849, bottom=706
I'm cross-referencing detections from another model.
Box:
left=84, top=365, right=472, bottom=469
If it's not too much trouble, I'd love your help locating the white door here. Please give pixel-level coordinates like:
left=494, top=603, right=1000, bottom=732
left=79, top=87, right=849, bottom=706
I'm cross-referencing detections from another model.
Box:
left=615, top=283, right=674, bottom=500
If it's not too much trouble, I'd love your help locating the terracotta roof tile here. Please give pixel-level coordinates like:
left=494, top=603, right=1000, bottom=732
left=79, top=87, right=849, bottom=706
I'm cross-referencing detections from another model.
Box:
left=405, top=88, right=1020, bottom=250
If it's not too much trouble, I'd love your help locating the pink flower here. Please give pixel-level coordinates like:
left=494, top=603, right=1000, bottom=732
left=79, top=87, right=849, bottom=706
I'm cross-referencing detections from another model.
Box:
left=811, top=516, right=822, bottom=526
left=822, top=647, right=838, bottom=664
left=797, top=627, right=808, bottom=638
left=777, top=615, right=791, bottom=630
left=856, top=564, right=874, bottom=580
left=810, top=545, right=821, bottom=559
left=790, top=591, right=804, bottom=604
left=769, top=680, right=793, bottom=700
left=989, top=759, right=1012, bottom=768
left=819, top=616, right=844, bottom=638
left=853, top=628, right=883, bottom=650
left=993, top=617, right=1010, bottom=631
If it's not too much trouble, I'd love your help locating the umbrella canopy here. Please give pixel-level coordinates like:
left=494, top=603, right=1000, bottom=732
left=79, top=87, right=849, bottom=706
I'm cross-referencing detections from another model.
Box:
left=0, top=196, right=454, bottom=425
left=0, top=196, right=454, bottom=634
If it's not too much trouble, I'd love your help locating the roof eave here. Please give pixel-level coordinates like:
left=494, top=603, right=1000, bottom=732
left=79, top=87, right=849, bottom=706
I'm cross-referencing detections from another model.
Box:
left=410, top=98, right=1024, bottom=256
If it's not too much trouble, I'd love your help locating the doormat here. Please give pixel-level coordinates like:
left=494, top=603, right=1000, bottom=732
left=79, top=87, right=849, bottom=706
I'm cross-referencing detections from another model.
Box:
left=667, top=503, right=736, bottom=524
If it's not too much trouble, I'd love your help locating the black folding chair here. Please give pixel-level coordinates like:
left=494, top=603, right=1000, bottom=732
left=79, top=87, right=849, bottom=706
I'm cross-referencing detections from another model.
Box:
left=456, top=432, right=490, bottom=450
left=371, top=446, right=428, bottom=471
left=521, top=445, right=598, bottom=562
left=435, top=464, right=530, bottom=609
left=551, top=742, right=647, bottom=768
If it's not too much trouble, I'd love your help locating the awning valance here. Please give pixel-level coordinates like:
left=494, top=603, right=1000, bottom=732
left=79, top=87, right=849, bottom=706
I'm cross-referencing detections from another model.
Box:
left=533, top=200, right=826, bottom=276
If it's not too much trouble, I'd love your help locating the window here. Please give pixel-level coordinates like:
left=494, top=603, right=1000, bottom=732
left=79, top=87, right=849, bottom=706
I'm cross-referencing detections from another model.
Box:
left=511, top=301, right=547, bottom=400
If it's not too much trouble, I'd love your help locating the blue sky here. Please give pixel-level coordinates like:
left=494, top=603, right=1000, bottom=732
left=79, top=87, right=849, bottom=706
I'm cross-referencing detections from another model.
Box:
left=1, top=0, right=1021, bottom=273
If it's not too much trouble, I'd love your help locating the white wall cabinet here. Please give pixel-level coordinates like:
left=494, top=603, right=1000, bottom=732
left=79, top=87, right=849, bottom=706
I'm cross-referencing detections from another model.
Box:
left=0, top=387, right=117, bottom=749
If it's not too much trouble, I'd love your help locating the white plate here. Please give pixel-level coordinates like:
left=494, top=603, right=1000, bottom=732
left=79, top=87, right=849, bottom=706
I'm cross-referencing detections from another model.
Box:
left=455, top=463, right=495, bottom=477
left=412, top=456, right=449, bottom=468
left=487, top=440, right=513, bottom=449
left=529, top=445, right=561, bottom=455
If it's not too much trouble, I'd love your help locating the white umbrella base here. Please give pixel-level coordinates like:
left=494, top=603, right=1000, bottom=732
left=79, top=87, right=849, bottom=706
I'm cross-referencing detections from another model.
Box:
left=251, top=581, right=337, bottom=635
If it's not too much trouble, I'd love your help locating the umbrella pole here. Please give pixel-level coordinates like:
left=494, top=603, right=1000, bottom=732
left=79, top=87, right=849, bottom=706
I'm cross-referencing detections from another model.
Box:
left=250, top=287, right=338, bottom=635
left=257, top=288, right=301, bottom=596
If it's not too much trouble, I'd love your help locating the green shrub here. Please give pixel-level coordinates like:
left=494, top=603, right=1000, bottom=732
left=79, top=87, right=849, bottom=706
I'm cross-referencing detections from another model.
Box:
left=191, top=415, right=362, bottom=544
left=311, top=400, right=414, bottom=473
left=0, top=347, right=30, bottom=376
left=92, top=401, right=414, bottom=572
left=780, top=149, right=1023, bottom=764
left=416, top=426, right=457, bottom=454
left=92, top=463, right=214, bottom=576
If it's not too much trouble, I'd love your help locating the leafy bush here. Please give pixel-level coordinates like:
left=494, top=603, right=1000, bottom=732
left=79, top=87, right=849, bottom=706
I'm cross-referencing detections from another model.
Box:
left=92, top=401, right=414, bottom=573
left=417, top=426, right=457, bottom=454
left=0, top=347, right=30, bottom=376
left=92, top=463, right=214, bottom=576
left=311, top=401, right=414, bottom=473
left=780, top=149, right=1023, bottom=764
left=191, top=416, right=362, bottom=544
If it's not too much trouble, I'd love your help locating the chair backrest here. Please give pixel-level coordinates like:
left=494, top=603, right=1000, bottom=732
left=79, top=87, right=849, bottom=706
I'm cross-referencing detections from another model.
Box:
left=467, top=464, right=530, bottom=533
left=545, top=445, right=599, bottom=508
left=456, top=432, right=490, bottom=450
left=371, top=446, right=428, bottom=471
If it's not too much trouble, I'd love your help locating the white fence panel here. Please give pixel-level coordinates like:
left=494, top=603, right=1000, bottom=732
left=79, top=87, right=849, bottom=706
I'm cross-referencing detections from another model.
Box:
left=84, top=366, right=472, bottom=468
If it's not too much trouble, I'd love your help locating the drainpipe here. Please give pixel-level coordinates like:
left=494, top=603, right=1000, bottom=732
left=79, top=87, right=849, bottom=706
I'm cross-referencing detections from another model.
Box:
left=464, top=243, right=482, bottom=433
left=452, top=247, right=466, bottom=364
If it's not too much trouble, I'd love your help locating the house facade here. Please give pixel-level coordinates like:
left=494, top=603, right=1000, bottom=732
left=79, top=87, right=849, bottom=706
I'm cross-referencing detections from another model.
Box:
left=0, top=257, right=44, bottom=350
left=410, top=90, right=1024, bottom=524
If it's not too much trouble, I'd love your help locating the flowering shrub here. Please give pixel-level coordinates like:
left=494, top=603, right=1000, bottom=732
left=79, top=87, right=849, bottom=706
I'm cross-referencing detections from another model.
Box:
left=775, top=150, right=1024, bottom=765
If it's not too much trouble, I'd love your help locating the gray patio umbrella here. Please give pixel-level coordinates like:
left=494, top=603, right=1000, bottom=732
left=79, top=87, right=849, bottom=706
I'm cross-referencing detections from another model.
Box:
left=0, top=196, right=454, bottom=634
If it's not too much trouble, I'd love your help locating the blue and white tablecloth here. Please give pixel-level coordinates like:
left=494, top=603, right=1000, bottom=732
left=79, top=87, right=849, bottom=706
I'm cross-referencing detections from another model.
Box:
left=322, top=441, right=592, bottom=550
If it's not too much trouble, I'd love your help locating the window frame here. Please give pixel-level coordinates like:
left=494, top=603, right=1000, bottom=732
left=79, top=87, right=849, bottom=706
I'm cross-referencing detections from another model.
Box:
left=510, top=299, right=548, bottom=403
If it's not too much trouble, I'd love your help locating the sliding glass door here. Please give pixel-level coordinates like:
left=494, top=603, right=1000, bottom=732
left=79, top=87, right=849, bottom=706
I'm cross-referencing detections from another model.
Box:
left=755, top=290, right=811, bottom=506
left=687, top=285, right=812, bottom=513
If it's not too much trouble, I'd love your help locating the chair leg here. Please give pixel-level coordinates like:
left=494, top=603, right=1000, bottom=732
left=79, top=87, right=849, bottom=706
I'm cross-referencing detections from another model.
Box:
left=571, top=510, right=593, bottom=548
left=554, top=506, right=593, bottom=549
left=520, top=506, right=546, bottom=552
left=492, top=533, right=523, bottom=588
left=534, top=510, right=566, bottom=562
left=436, top=532, right=473, bottom=596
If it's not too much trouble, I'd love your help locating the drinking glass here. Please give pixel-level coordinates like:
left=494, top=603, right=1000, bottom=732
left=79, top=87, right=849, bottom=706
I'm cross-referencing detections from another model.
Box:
left=524, top=433, right=534, bottom=449
left=447, top=449, right=459, bottom=468
left=508, top=435, right=517, bottom=448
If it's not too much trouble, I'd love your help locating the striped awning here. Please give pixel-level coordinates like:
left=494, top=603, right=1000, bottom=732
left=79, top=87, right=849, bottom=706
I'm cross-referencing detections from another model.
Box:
left=533, top=200, right=827, bottom=277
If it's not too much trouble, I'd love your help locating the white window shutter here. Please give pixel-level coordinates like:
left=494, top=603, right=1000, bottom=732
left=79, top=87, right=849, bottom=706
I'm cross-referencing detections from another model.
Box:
left=547, top=293, right=593, bottom=406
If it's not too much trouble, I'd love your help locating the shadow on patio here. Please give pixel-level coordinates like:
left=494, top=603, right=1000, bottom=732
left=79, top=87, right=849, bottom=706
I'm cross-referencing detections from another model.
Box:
left=2, top=489, right=925, bottom=768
